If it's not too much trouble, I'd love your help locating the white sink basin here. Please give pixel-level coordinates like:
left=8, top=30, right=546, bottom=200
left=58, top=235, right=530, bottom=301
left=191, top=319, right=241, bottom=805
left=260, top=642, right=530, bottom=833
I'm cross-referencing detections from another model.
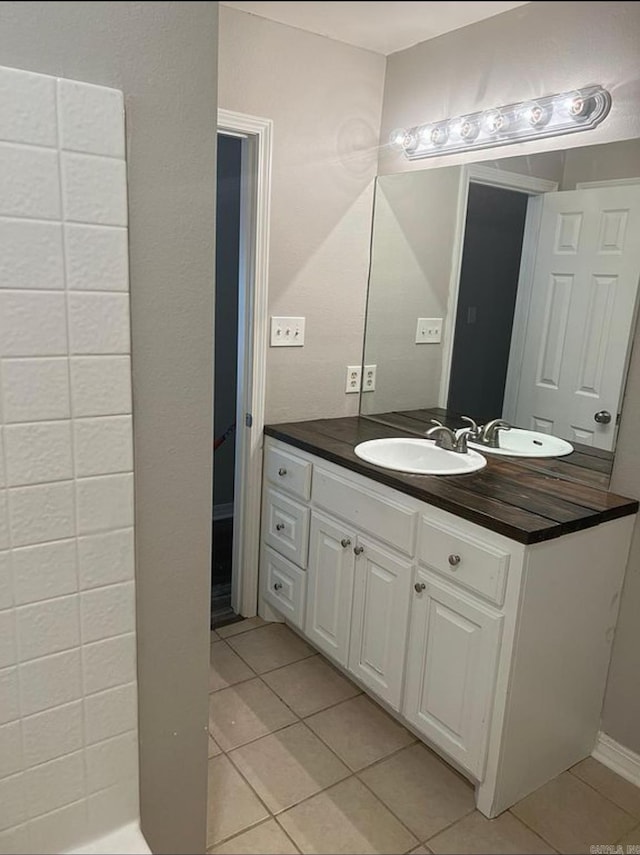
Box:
left=354, top=438, right=487, bottom=475
left=468, top=428, right=573, bottom=458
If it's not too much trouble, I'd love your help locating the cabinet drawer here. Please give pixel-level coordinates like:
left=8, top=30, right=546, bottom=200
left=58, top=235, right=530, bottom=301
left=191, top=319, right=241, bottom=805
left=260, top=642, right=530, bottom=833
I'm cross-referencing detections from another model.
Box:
left=265, top=445, right=312, bottom=501
left=263, top=488, right=310, bottom=568
left=312, top=468, right=416, bottom=555
left=418, top=518, right=509, bottom=606
left=261, top=546, right=306, bottom=629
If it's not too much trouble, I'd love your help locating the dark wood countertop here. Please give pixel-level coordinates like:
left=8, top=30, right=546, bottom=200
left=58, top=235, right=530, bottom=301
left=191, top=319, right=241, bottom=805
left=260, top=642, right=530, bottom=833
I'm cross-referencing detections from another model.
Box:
left=265, top=416, right=638, bottom=545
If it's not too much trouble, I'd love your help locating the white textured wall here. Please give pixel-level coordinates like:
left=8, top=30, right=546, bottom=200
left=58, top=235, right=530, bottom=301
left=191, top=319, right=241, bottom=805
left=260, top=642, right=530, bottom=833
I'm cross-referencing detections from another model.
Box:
left=218, top=6, right=386, bottom=423
left=378, top=0, right=640, bottom=754
left=0, top=66, right=138, bottom=854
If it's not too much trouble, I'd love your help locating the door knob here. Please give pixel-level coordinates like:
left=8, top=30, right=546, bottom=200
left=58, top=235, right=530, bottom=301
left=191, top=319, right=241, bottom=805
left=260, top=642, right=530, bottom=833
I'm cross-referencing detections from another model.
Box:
left=275, top=523, right=285, bottom=531
left=278, top=467, right=287, bottom=476
left=341, top=538, right=351, bottom=548
left=273, top=582, right=282, bottom=591
left=414, top=582, right=426, bottom=593
left=353, top=545, right=364, bottom=556
left=594, top=410, right=612, bottom=424
left=448, top=554, right=461, bottom=567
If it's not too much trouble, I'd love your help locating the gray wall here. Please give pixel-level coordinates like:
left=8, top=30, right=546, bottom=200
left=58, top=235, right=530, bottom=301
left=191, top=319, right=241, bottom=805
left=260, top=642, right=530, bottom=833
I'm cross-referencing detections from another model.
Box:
left=218, top=6, right=386, bottom=423
left=379, top=0, right=640, bottom=754
left=0, top=2, right=218, bottom=851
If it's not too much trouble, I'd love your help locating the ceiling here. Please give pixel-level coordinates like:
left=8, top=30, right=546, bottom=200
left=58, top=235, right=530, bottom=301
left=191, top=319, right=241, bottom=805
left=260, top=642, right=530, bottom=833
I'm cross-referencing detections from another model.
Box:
left=221, top=1, right=531, bottom=55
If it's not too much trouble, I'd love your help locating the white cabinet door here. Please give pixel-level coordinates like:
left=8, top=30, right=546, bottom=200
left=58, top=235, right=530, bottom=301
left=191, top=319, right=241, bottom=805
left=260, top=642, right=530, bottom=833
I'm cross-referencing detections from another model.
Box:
left=305, top=512, right=356, bottom=666
left=404, top=570, right=503, bottom=778
left=348, top=537, right=412, bottom=710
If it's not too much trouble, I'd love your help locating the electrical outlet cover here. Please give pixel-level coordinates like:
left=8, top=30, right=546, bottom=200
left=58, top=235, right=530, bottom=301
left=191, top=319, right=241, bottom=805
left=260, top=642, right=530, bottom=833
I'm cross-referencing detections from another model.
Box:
left=346, top=364, right=362, bottom=393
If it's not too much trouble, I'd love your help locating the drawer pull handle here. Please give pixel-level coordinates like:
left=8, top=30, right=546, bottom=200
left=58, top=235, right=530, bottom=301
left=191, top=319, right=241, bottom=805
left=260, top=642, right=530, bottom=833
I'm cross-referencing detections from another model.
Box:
left=448, top=554, right=461, bottom=567
left=353, top=545, right=364, bottom=556
left=341, top=538, right=351, bottom=548
left=414, top=582, right=426, bottom=593
left=278, top=467, right=287, bottom=476
left=273, top=582, right=283, bottom=591
left=275, top=523, right=285, bottom=531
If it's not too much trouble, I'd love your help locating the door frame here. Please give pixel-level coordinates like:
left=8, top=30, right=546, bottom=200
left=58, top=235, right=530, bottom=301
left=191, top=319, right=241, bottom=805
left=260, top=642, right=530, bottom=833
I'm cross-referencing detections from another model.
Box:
left=438, top=165, right=558, bottom=409
left=217, top=109, right=273, bottom=617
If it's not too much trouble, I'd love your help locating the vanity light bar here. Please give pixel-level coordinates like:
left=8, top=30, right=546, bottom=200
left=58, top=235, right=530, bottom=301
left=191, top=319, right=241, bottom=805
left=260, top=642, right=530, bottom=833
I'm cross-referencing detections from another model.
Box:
left=391, top=86, right=611, bottom=160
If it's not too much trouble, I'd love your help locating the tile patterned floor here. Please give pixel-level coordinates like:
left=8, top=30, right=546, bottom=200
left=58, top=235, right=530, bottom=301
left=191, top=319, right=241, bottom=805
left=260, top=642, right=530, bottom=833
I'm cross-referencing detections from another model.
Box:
left=207, top=622, right=640, bottom=854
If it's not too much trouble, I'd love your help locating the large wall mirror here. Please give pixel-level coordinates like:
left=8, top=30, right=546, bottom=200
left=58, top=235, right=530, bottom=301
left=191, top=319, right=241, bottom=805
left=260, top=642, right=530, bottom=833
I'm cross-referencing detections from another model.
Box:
left=360, top=139, right=640, bottom=470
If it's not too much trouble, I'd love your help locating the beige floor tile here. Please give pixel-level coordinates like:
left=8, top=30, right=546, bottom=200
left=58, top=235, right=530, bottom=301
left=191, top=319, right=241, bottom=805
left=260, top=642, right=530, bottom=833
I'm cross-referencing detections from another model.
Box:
left=207, top=755, right=269, bottom=847
left=359, top=743, right=475, bottom=841
left=617, top=822, right=640, bottom=845
left=511, top=771, right=637, bottom=854
left=279, top=776, right=418, bottom=854
left=209, top=735, right=222, bottom=758
left=571, top=757, right=640, bottom=818
left=216, top=616, right=268, bottom=639
left=428, top=810, right=554, bottom=854
left=227, top=624, right=315, bottom=674
left=229, top=722, right=350, bottom=813
left=305, top=694, right=415, bottom=772
left=410, top=848, right=431, bottom=855
left=210, top=641, right=255, bottom=692
left=209, top=677, right=297, bottom=751
left=263, top=655, right=361, bottom=718
left=208, top=818, right=298, bottom=854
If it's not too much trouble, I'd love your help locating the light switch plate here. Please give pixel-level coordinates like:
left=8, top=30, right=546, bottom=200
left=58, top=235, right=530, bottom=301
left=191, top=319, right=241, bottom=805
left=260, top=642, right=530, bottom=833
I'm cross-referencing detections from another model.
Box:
left=271, top=316, right=305, bottom=347
left=416, top=317, right=442, bottom=344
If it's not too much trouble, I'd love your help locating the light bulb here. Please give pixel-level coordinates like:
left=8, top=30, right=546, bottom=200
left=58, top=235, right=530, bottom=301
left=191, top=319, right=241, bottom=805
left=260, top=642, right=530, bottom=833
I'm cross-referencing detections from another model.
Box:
left=430, top=123, right=448, bottom=146
left=483, top=110, right=510, bottom=135
left=562, top=91, right=593, bottom=121
left=522, top=101, right=551, bottom=127
left=458, top=117, right=479, bottom=142
left=389, top=127, right=408, bottom=150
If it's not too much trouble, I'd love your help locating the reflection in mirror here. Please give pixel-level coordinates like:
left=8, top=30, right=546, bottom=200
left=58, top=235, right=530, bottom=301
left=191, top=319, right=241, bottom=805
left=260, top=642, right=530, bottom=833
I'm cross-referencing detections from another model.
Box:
left=361, top=139, right=640, bottom=473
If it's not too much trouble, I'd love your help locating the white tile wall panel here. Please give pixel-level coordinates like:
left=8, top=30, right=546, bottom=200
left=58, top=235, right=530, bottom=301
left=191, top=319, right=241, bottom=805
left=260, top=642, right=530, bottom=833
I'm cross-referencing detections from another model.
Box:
left=70, top=356, right=131, bottom=417
left=1, top=358, right=70, bottom=423
left=76, top=473, right=134, bottom=535
left=82, top=633, right=137, bottom=696
left=4, top=421, right=73, bottom=486
left=0, top=721, right=22, bottom=779
left=74, top=416, right=133, bottom=477
left=61, top=152, right=127, bottom=226
left=68, top=292, right=130, bottom=354
left=65, top=224, right=129, bottom=291
left=19, top=648, right=82, bottom=717
left=0, top=668, right=19, bottom=725
left=78, top=528, right=134, bottom=590
left=0, top=553, right=12, bottom=610
left=86, top=731, right=138, bottom=793
left=8, top=481, right=75, bottom=547
left=0, top=64, right=136, bottom=850
left=0, top=291, right=67, bottom=357
left=0, top=66, right=57, bottom=147
left=24, top=751, right=85, bottom=817
left=12, top=539, right=77, bottom=606
left=84, top=683, right=137, bottom=745
left=22, top=701, right=83, bottom=768
left=0, top=220, right=64, bottom=290
left=58, top=79, right=124, bottom=158
left=0, top=144, right=60, bottom=219
left=16, top=595, right=80, bottom=662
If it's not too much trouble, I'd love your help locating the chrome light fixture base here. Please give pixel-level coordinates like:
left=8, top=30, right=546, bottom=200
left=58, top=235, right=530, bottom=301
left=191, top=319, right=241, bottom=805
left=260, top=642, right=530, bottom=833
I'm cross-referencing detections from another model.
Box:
left=393, top=86, right=611, bottom=160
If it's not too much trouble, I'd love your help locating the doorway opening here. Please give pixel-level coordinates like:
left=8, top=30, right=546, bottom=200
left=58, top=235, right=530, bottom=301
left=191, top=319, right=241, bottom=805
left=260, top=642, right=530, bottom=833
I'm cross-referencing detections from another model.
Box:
left=211, top=111, right=272, bottom=629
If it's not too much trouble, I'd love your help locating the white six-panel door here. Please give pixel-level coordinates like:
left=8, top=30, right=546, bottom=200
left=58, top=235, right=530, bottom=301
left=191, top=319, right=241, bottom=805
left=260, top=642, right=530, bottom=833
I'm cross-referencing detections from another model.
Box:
left=511, top=184, right=640, bottom=449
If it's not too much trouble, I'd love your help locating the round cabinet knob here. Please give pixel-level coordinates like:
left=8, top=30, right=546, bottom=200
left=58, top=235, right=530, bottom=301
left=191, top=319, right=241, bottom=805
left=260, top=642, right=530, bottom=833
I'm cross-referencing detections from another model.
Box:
left=448, top=554, right=461, bottom=567
left=414, top=582, right=426, bottom=593
left=340, top=538, right=351, bottom=549
left=353, top=545, right=364, bottom=556
left=275, top=523, right=285, bottom=531
left=594, top=410, right=612, bottom=425
left=278, top=467, right=287, bottom=476
left=273, top=582, right=283, bottom=591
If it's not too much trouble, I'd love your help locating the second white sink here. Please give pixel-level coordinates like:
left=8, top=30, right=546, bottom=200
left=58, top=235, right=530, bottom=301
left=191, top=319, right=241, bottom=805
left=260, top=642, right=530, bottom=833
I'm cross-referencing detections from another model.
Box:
left=468, top=428, right=573, bottom=458
left=354, top=437, right=487, bottom=475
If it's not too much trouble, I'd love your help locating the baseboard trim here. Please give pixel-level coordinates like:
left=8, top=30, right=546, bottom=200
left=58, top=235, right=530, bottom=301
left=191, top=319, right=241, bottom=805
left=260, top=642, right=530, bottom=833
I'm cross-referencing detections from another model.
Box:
left=213, top=502, right=234, bottom=522
left=592, top=731, right=640, bottom=788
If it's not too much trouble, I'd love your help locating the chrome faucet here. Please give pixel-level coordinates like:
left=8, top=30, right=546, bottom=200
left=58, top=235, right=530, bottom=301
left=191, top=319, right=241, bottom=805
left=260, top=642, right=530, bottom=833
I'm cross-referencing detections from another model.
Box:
left=475, top=418, right=511, bottom=448
left=425, top=420, right=470, bottom=453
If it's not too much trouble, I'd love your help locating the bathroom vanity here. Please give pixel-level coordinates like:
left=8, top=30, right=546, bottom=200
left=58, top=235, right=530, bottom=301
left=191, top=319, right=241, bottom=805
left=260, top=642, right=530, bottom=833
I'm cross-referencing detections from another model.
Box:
left=258, top=416, right=637, bottom=817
